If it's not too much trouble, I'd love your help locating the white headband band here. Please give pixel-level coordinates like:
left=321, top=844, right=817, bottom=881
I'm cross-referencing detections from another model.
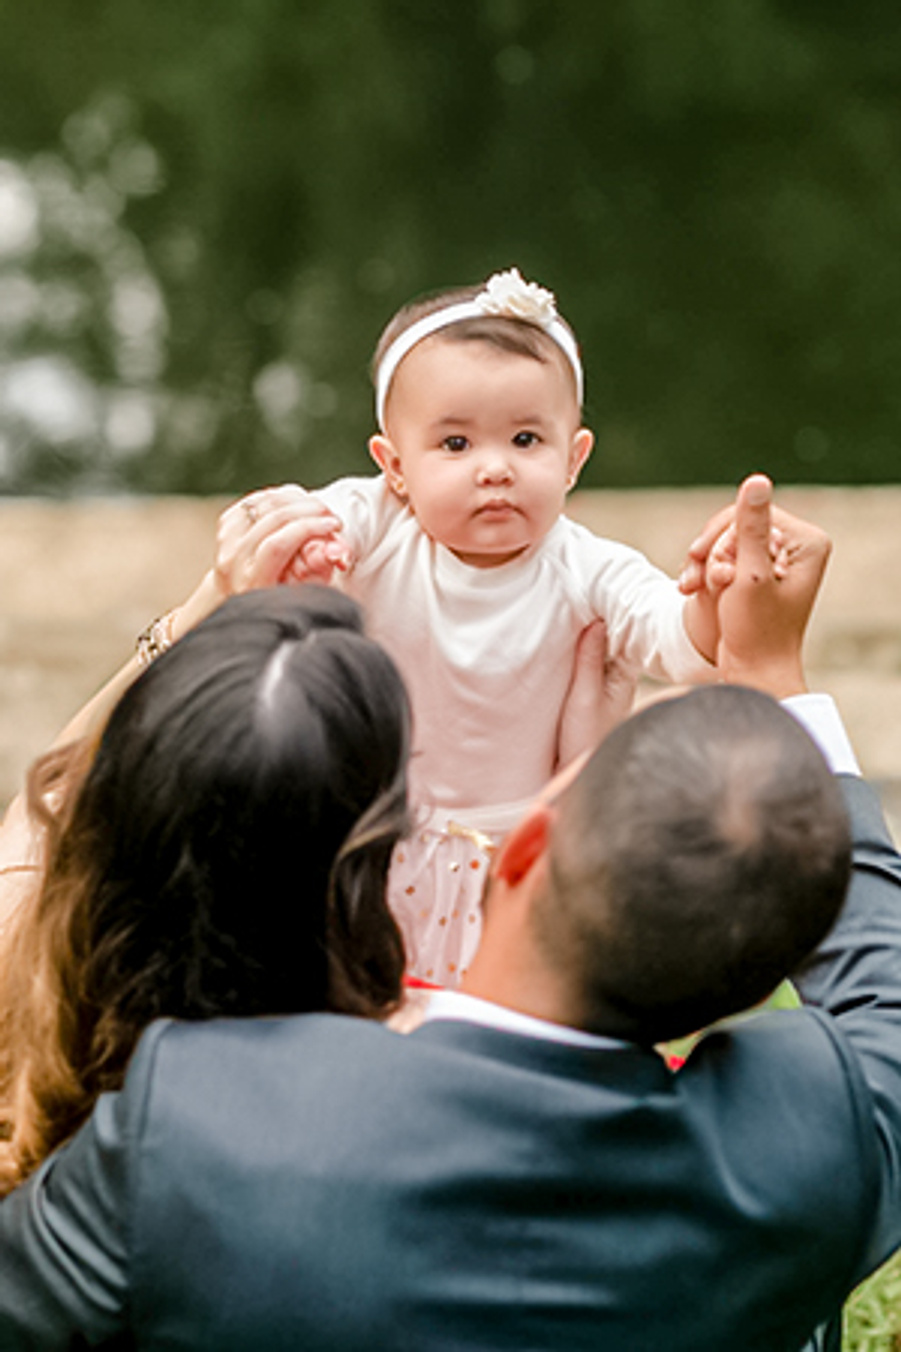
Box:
left=375, top=267, right=584, bottom=430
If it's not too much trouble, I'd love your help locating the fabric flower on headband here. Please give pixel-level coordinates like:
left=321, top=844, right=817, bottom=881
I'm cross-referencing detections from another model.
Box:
left=477, top=268, right=558, bottom=327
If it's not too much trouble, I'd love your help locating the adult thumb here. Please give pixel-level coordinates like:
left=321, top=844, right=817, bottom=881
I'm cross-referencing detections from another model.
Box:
left=734, top=474, right=773, bottom=578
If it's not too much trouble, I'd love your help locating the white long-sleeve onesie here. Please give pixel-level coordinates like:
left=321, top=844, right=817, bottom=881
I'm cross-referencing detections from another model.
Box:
left=317, top=476, right=710, bottom=983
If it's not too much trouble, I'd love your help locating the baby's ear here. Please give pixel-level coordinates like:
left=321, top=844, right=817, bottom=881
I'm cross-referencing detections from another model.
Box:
left=566, top=427, right=594, bottom=490
left=369, top=435, right=406, bottom=498
left=565, top=427, right=594, bottom=491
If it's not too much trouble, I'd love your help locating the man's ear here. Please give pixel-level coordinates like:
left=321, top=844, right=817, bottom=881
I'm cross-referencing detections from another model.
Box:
left=369, top=435, right=406, bottom=497
left=493, top=802, right=554, bottom=889
left=566, top=427, right=594, bottom=491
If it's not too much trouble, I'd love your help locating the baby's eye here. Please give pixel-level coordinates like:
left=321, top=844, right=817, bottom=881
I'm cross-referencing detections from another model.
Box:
left=512, top=430, right=540, bottom=447
left=442, top=435, right=470, bottom=453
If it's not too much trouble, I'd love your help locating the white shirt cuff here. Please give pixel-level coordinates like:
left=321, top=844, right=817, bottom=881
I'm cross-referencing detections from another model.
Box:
left=781, top=693, right=862, bottom=776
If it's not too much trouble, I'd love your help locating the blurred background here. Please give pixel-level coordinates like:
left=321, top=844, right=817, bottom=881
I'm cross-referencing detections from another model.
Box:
left=1, top=0, right=901, bottom=496
left=0, top=1, right=898, bottom=829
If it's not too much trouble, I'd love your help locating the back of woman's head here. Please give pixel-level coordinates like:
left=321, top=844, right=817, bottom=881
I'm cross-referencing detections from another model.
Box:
left=37, top=587, right=410, bottom=1116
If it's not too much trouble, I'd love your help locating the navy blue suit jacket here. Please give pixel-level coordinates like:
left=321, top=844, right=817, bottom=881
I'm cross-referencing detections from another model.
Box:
left=1, top=776, right=900, bottom=1351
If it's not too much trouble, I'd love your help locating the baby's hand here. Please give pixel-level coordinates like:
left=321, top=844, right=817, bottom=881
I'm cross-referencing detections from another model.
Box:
left=287, top=532, right=353, bottom=583
left=679, top=495, right=788, bottom=597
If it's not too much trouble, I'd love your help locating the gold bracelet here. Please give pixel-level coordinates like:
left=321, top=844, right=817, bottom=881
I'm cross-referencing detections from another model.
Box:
left=135, top=612, right=175, bottom=668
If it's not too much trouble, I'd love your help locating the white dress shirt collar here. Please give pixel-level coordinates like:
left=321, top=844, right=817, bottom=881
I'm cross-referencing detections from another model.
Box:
left=422, top=989, right=628, bottom=1050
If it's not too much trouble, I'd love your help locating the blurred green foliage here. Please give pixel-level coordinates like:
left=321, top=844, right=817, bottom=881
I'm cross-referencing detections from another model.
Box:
left=1, top=0, right=901, bottom=493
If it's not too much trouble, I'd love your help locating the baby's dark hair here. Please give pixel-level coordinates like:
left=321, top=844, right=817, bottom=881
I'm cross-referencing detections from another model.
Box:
left=535, top=685, right=852, bottom=1044
left=371, top=283, right=581, bottom=402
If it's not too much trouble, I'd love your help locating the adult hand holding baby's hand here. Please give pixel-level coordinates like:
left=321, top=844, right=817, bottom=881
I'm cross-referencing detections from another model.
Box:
left=215, top=485, right=352, bottom=599
left=715, top=474, right=831, bottom=697
left=678, top=482, right=788, bottom=598
left=676, top=474, right=793, bottom=666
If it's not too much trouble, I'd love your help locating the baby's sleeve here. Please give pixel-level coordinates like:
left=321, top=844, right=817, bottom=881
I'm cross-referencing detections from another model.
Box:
left=564, top=523, right=714, bottom=685
left=312, top=474, right=387, bottom=563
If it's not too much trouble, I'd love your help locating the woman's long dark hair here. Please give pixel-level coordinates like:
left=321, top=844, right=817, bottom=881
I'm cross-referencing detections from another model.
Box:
left=1, top=586, right=410, bottom=1186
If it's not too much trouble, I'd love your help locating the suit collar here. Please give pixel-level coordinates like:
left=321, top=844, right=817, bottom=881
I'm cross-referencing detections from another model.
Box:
left=410, top=1012, right=670, bottom=1092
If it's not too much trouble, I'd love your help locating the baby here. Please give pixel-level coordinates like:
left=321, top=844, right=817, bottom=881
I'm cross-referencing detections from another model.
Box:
left=250, top=269, right=721, bottom=984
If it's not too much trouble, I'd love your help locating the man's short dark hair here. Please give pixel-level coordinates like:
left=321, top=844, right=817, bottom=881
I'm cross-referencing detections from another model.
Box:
left=536, top=686, right=852, bottom=1042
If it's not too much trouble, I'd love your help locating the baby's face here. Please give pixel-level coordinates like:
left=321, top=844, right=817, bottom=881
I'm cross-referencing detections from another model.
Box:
left=370, top=336, right=593, bottom=568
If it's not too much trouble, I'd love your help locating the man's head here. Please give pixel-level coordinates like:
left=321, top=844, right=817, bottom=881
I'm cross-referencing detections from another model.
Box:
left=483, top=686, right=852, bottom=1043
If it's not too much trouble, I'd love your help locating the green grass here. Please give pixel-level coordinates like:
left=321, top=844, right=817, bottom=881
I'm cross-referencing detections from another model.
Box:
left=844, top=1248, right=901, bottom=1351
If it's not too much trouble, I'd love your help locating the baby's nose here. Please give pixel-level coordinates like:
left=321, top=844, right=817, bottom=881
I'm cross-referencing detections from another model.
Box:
left=476, top=451, right=514, bottom=483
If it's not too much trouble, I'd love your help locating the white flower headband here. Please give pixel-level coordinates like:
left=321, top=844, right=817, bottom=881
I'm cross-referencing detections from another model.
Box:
left=375, top=267, right=584, bottom=430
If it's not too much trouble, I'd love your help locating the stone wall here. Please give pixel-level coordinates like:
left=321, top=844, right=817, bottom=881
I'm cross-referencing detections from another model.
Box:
left=1, top=488, right=898, bottom=834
